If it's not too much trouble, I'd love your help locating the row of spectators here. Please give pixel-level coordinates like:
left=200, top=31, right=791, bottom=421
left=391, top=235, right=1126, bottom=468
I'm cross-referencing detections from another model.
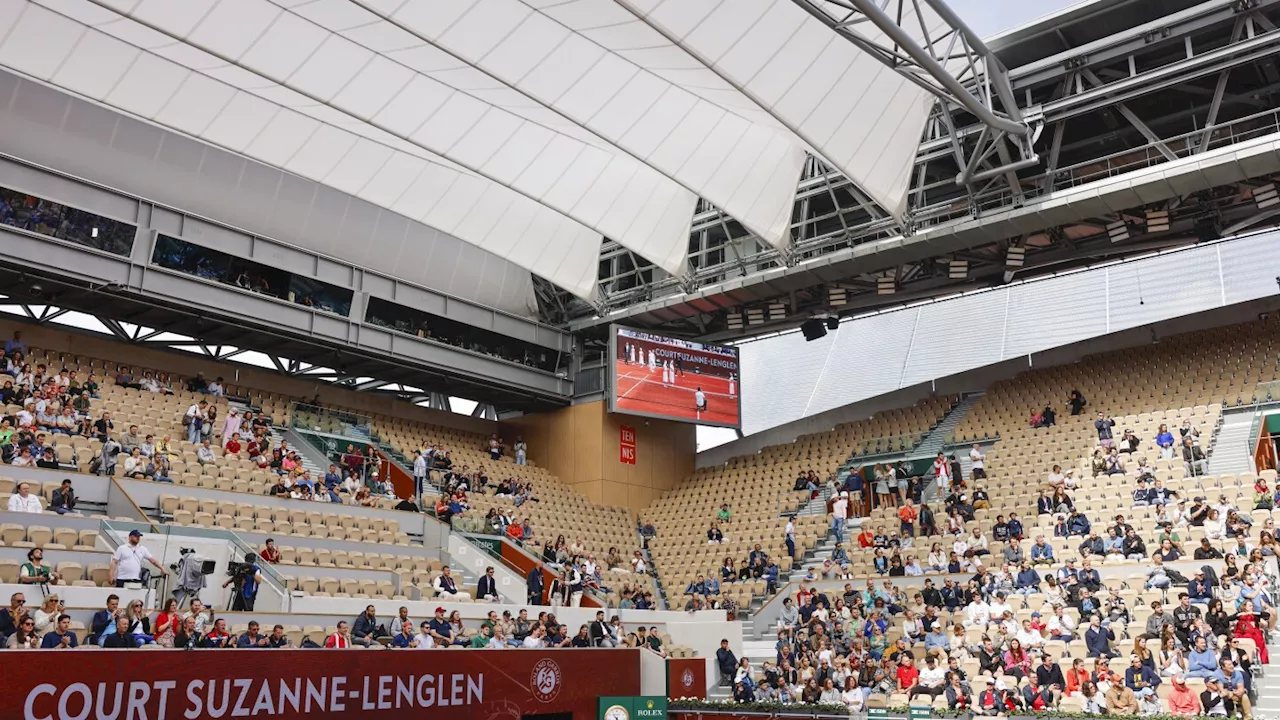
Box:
left=0, top=591, right=667, bottom=653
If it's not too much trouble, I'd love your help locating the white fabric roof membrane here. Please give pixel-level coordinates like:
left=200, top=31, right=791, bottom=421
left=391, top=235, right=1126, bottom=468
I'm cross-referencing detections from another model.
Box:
left=612, top=0, right=941, bottom=220
left=0, top=0, right=934, bottom=299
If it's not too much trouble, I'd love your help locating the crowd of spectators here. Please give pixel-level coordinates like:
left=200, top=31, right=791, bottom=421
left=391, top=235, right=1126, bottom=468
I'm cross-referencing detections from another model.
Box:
left=725, top=526, right=1271, bottom=716
left=718, top=389, right=1274, bottom=717
left=0, top=590, right=667, bottom=653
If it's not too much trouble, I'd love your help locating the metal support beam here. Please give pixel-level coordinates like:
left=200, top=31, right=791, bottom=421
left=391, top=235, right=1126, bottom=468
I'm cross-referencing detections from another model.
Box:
left=1041, top=121, right=1067, bottom=193
left=1196, top=17, right=1247, bottom=153
left=790, top=0, right=1039, bottom=192
left=791, top=0, right=1028, bottom=135
left=1080, top=70, right=1178, bottom=162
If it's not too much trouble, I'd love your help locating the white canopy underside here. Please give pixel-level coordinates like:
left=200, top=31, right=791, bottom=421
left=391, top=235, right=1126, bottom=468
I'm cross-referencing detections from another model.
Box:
left=0, top=0, right=937, bottom=300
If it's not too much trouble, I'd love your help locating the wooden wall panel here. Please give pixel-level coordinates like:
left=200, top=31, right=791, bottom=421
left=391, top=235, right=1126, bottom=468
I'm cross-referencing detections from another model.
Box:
left=504, top=401, right=695, bottom=513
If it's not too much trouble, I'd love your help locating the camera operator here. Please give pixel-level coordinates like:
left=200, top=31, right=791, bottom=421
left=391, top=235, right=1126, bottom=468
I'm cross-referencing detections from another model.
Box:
left=222, top=553, right=263, bottom=611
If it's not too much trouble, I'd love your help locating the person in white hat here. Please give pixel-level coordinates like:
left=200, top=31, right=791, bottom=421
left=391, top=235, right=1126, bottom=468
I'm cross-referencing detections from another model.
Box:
left=831, top=490, right=849, bottom=543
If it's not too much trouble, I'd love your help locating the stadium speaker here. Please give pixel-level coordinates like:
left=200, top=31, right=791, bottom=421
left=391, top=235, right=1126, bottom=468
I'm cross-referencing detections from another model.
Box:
left=1107, top=220, right=1130, bottom=242
left=825, top=316, right=839, bottom=331
left=801, top=318, right=828, bottom=341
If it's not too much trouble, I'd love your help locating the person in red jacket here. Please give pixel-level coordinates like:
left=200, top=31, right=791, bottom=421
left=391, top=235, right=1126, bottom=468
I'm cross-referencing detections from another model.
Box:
left=1064, top=658, right=1091, bottom=696
left=1166, top=675, right=1201, bottom=716
left=324, top=621, right=352, bottom=649
left=507, top=522, right=525, bottom=541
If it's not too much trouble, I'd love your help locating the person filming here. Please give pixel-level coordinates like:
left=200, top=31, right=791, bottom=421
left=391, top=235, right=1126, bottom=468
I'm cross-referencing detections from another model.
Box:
left=221, top=553, right=263, bottom=612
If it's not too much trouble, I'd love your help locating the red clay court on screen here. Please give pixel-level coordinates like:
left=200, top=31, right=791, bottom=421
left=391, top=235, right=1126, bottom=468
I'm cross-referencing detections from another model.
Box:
left=613, top=359, right=740, bottom=425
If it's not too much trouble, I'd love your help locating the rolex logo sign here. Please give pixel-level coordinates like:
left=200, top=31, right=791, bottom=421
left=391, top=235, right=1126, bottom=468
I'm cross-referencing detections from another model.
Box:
left=636, top=698, right=666, bottom=718
left=598, top=697, right=665, bottom=720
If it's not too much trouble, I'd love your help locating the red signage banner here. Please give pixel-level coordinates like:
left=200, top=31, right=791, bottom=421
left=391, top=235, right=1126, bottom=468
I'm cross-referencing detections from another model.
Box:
left=6, top=648, right=640, bottom=720
left=620, top=424, right=637, bottom=465
left=667, top=658, right=706, bottom=700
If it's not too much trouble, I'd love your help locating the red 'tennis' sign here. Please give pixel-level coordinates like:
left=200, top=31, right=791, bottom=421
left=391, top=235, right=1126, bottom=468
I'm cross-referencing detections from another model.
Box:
left=5, top=648, right=641, bottom=720
left=620, top=425, right=637, bottom=465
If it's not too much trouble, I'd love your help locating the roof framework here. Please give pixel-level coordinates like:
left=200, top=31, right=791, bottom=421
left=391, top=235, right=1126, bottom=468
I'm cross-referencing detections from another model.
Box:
left=579, top=0, right=1280, bottom=338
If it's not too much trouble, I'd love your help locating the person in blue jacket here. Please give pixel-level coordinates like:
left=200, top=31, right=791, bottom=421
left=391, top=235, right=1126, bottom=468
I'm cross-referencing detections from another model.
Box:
left=1066, top=510, right=1091, bottom=537
left=1124, top=653, right=1161, bottom=700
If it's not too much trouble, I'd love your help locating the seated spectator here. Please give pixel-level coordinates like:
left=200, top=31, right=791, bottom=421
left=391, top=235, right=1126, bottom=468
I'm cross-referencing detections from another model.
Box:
left=87, top=595, right=119, bottom=645
left=410, top=621, right=436, bottom=649
left=237, top=621, right=269, bottom=648
left=707, top=522, right=724, bottom=543
left=1066, top=510, right=1091, bottom=536
left=20, top=548, right=59, bottom=586
left=102, top=617, right=137, bottom=649
left=259, top=539, right=281, bottom=564
left=1182, top=437, right=1207, bottom=476
left=433, top=567, right=467, bottom=599
left=7, top=482, right=42, bottom=513
left=10, top=447, right=34, bottom=467
left=1030, top=536, right=1055, bottom=565
left=323, top=621, right=352, bottom=649
left=40, top=613, right=78, bottom=649
left=1085, top=616, right=1116, bottom=658
left=5, top=613, right=39, bottom=649
left=352, top=605, right=385, bottom=647
left=195, top=440, right=216, bottom=465
left=427, top=607, right=455, bottom=646
left=122, top=447, right=151, bottom=479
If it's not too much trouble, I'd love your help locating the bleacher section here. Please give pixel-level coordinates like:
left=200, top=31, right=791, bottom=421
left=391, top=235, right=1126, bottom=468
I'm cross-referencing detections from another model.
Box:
left=800, top=320, right=1280, bottom=711
left=5, top=339, right=654, bottom=605
left=644, top=396, right=956, bottom=611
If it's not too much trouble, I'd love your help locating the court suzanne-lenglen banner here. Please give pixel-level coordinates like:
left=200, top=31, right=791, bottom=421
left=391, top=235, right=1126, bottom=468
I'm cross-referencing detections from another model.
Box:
left=6, top=649, right=641, bottom=720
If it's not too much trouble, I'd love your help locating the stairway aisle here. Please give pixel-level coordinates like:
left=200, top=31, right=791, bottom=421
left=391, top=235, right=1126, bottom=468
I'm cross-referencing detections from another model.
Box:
left=914, top=392, right=984, bottom=458
left=1208, top=408, right=1259, bottom=475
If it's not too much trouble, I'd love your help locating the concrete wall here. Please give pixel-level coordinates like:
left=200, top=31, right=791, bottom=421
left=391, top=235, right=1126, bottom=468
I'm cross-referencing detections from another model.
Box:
left=501, top=400, right=696, bottom=511
left=0, top=582, right=147, bottom=612
left=116, top=478, right=448, bottom=551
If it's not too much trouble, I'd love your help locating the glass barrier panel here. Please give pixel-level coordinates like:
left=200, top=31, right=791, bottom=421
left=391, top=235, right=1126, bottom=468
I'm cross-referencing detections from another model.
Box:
left=1, top=185, right=135, bottom=256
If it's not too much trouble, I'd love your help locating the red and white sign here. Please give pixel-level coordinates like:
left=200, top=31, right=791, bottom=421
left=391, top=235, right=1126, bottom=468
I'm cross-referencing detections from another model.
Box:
left=620, top=425, right=637, bottom=465
left=5, top=648, right=641, bottom=720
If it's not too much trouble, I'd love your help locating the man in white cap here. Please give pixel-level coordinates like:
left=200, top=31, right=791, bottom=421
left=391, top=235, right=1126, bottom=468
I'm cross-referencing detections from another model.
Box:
left=831, top=490, right=849, bottom=543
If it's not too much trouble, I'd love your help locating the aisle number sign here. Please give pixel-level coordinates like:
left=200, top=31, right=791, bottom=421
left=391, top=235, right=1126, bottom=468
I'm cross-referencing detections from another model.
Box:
left=620, top=425, right=637, bottom=465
